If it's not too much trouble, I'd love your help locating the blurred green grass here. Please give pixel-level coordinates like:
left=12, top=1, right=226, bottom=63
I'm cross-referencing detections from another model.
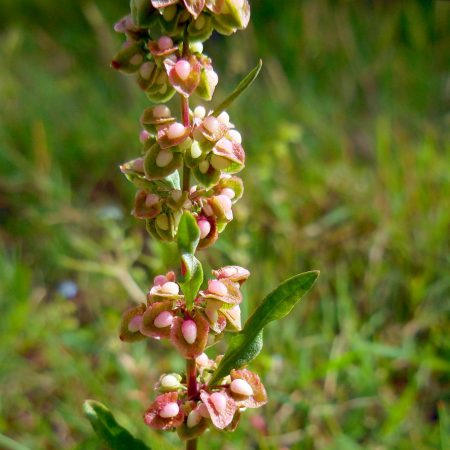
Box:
left=1, top=0, right=449, bottom=449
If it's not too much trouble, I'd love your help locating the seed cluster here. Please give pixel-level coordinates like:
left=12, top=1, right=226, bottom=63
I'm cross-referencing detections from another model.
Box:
left=113, top=0, right=267, bottom=441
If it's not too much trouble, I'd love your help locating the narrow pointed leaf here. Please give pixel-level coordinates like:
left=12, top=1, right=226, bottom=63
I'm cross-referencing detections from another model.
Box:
left=84, top=400, right=151, bottom=450
left=209, top=270, right=319, bottom=384
left=212, top=60, right=262, bottom=116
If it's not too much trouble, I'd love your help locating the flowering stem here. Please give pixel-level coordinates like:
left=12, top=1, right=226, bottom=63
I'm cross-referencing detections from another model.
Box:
left=186, top=358, right=198, bottom=450
left=186, top=438, right=197, bottom=450
left=181, top=95, right=191, bottom=192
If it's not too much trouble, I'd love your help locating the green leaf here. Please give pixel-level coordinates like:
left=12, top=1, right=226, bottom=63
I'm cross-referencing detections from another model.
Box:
left=209, top=270, right=319, bottom=385
left=212, top=60, right=263, bottom=116
left=180, top=254, right=203, bottom=310
left=177, top=211, right=200, bottom=255
left=84, top=400, right=151, bottom=450
left=177, top=212, right=203, bottom=309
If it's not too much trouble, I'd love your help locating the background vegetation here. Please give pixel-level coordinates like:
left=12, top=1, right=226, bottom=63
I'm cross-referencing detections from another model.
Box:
left=1, top=0, right=449, bottom=449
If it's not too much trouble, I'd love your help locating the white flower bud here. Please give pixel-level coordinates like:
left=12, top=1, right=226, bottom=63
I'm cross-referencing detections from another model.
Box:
left=221, top=188, right=235, bottom=199
left=159, top=402, right=179, bottom=418
left=196, top=353, right=209, bottom=366
left=160, top=374, right=180, bottom=389
left=181, top=319, right=197, bottom=344
left=230, top=379, right=254, bottom=396
left=194, top=106, right=206, bottom=119
left=197, top=220, right=211, bottom=239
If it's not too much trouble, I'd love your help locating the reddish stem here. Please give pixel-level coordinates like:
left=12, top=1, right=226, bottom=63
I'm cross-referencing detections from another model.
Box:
left=186, top=358, right=198, bottom=398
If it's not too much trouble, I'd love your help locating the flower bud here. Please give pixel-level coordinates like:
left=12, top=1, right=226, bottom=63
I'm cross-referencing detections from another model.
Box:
left=194, top=105, right=206, bottom=119
left=196, top=353, right=209, bottom=366
left=160, top=374, right=181, bottom=389
left=221, top=187, right=235, bottom=199
left=154, top=311, right=174, bottom=328
left=159, top=402, right=180, bottom=418
left=230, top=379, right=254, bottom=396
left=181, top=319, right=197, bottom=344
left=190, top=141, right=202, bottom=159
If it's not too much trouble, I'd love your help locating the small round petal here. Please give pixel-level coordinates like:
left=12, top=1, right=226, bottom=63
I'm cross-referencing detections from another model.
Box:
left=198, top=160, right=210, bottom=174
left=210, top=154, right=231, bottom=171
left=175, top=60, right=191, bottom=81
left=161, top=281, right=180, bottom=295
left=181, top=320, right=197, bottom=344
left=215, top=194, right=232, bottom=212
left=196, top=353, right=209, bottom=366
left=230, top=379, right=254, bottom=397
left=190, top=141, right=202, bottom=159
left=154, top=311, right=174, bottom=328
left=206, top=70, right=218, bottom=87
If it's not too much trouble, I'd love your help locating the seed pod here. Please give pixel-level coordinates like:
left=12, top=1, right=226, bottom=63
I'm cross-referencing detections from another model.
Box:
left=119, top=303, right=147, bottom=342
left=145, top=67, right=176, bottom=103
left=199, top=390, right=237, bottom=429
left=144, top=392, right=184, bottom=430
left=140, top=105, right=175, bottom=134
left=229, top=369, right=268, bottom=408
left=193, top=160, right=221, bottom=189
left=141, top=302, right=175, bottom=339
left=187, top=13, right=213, bottom=42
left=144, top=143, right=182, bottom=180
left=165, top=56, right=202, bottom=98
left=170, top=314, right=209, bottom=358
left=111, top=41, right=146, bottom=74
left=130, top=0, right=158, bottom=27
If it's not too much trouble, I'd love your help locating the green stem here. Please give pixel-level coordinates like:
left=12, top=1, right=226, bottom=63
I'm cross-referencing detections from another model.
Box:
left=186, top=438, right=197, bottom=450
